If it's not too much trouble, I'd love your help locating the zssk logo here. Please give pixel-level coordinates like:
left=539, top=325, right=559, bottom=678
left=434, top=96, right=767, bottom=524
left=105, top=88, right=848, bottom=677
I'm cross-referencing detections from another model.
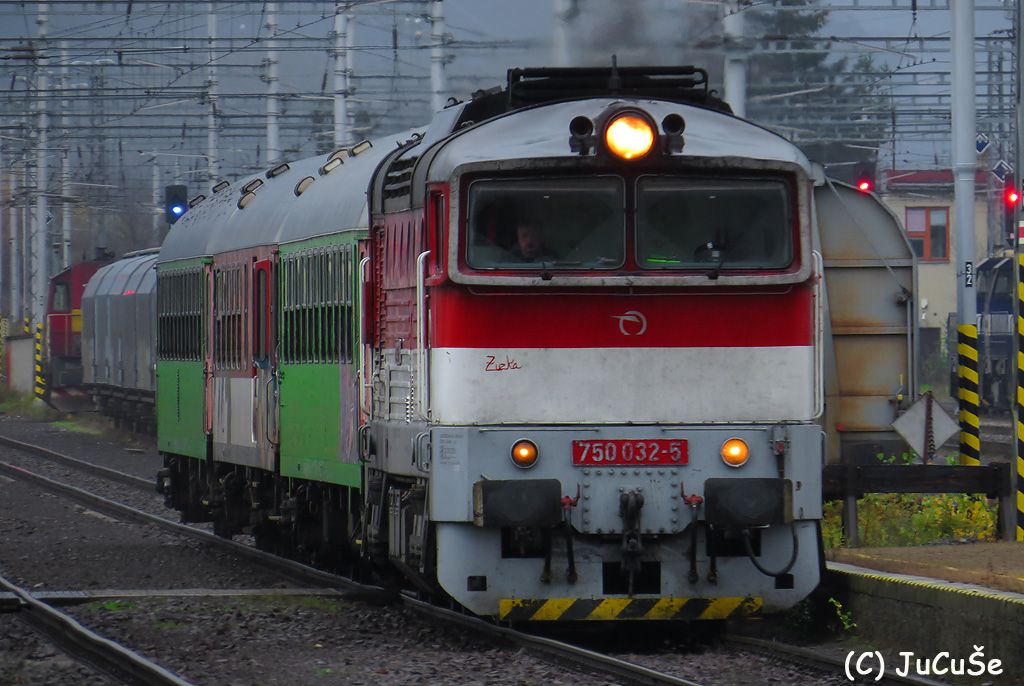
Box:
left=613, top=310, right=647, bottom=336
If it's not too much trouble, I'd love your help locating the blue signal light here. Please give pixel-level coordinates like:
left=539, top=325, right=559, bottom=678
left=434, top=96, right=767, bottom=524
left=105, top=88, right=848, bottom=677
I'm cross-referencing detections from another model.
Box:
left=164, top=184, right=188, bottom=224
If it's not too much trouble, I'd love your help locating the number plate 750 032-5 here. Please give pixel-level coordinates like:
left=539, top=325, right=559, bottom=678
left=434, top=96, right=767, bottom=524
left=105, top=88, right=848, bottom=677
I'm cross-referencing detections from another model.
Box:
left=571, top=439, right=688, bottom=467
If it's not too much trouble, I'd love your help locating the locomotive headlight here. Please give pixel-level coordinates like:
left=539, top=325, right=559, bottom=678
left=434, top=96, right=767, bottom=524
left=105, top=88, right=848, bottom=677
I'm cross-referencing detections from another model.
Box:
left=510, top=439, right=539, bottom=469
left=721, top=438, right=749, bottom=468
left=605, top=114, right=655, bottom=160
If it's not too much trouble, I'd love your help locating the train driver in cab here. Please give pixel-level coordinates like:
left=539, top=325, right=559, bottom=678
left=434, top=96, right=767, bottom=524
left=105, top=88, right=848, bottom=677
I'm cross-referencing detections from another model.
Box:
left=506, top=219, right=556, bottom=262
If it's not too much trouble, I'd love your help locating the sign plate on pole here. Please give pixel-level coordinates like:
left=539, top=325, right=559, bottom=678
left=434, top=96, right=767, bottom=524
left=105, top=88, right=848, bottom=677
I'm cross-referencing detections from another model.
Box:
left=993, top=159, right=1013, bottom=181
left=893, top=395, right=959, bottom=461
left=976, top=132, right=990, bottom=154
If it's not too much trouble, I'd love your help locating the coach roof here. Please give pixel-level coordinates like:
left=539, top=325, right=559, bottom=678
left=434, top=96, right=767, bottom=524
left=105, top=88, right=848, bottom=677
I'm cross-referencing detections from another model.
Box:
left=158, top=128, right=422, bottom=264
left=84, top=250, right=159, bottom=300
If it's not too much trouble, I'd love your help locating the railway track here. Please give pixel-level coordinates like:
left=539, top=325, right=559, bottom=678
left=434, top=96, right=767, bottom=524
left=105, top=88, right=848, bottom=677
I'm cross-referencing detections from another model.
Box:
left=0, top=432, right=152, bottom=492
left=0, top=437, right=697, bottom=686
left=727, top=635, right=949, bottom=686
left=0, top=431, right=951, bottom=686
left=0, top=573, right=192, bottom=686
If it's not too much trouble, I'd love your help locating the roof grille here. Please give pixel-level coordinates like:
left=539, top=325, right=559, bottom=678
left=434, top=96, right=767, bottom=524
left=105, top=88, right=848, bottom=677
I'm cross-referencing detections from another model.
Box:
left=382, top=155, right=418, bottom=200
left=507, top=64, right=728, bottom=112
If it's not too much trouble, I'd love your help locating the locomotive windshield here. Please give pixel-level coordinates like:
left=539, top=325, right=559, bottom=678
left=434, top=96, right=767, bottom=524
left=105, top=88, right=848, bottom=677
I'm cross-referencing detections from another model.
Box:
left=636, top=177, right=792, bottom=269
left=467, top=177, right=625, bottom=269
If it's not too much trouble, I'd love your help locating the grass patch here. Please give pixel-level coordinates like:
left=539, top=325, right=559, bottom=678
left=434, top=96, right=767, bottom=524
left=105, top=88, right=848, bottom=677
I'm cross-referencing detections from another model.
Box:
left=822, top=492, right=997, bottom=548
left=154, top=619, right=182, bottom=630
left=87, top=599, right=136, bottom=612
left=50, top=419, right=104, bottom=435
left=0, top=387, right=57, bottom=419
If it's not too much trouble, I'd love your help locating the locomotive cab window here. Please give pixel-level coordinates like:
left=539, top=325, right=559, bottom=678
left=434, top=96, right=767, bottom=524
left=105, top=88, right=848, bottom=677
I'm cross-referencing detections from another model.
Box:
left=466, top=177, right=624, bottom=270
left=636, top=177, right=793, bottom=270
left=51, top=282, right=70, bottom=312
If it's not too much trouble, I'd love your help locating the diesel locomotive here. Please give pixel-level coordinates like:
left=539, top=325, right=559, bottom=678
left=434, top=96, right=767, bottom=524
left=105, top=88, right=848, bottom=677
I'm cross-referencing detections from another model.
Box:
left=126, top=65, right=915, bottom=621
left=38, top=260, right=108, bottom=410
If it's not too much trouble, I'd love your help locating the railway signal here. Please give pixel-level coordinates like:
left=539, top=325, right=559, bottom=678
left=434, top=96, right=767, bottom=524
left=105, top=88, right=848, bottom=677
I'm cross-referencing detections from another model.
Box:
left=1004, top=174, right=1019, bottom=243
left=854, top=162, right=875, bottom=193
left=164, top=184, right=188, bottom=224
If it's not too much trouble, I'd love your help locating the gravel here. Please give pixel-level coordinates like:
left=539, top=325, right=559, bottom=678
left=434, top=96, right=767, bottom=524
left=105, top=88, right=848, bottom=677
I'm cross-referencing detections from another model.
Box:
left=0, top=415, right=867, bottom=686
left=66, top=597, right=619, bottom=686
left=0, top=613, right=119, bottom=686
left=0, top=415, right=162, bottom=480
left=0, top=459, right=291, bottom=591
left=613, top=645, right=849, bottom=685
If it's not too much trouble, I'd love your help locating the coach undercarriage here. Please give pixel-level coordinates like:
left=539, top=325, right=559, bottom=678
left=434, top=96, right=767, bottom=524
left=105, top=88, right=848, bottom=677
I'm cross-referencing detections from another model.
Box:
left=158, top=454, right=362, bottom=572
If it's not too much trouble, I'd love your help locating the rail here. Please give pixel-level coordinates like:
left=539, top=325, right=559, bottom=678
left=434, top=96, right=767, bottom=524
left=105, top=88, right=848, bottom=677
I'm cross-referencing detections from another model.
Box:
left=0, top=572, right=196, bottom=686
left=0, top=448, right=701, bottom=686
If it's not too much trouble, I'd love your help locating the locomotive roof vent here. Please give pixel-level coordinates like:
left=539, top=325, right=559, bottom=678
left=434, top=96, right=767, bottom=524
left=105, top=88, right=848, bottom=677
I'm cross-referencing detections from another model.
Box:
left=382, top=154, right=420, bottom=201
left=188, top=194, right=206, bottom=208
left=351, top=139, right=373, bottom=156
left=211, top=180, right=230, bottom=193
left=266, top=162, right=290, bottom=179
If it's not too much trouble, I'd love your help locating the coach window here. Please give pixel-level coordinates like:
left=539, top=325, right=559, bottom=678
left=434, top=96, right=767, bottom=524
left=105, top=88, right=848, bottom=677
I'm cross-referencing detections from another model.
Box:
left=466, top=177, right=624, bottom=270
left=905, top=207, right=948, bottom=262
left=636, top=177, right=792, bottom=270
left=254, top=267, right=267, bottom=361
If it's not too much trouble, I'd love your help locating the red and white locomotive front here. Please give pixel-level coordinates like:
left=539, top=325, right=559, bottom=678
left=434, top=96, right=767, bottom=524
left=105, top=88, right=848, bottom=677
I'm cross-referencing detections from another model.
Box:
left=380, top=81, right=824, bottom=620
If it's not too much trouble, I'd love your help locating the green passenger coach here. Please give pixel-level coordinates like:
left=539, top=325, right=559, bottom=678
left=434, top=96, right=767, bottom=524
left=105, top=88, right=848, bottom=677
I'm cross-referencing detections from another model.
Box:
left=156, top=136, right=403, bottom=556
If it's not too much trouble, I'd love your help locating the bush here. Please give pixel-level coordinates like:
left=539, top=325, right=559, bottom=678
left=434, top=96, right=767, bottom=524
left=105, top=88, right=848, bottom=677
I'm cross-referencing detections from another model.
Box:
left=822, top=492, right=997, bottom=548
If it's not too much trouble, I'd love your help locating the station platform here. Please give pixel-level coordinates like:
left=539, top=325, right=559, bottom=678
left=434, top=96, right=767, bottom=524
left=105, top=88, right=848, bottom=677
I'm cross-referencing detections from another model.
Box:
left=829, top=541, right=1024, bottom=595
left=824, top=546, right=1024, bottom=683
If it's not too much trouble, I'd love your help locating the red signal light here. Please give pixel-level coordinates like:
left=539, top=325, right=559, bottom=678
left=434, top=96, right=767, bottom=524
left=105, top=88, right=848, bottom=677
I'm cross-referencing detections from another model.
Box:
left=1005, top=188, right=1020, bottom=206
left=856, top=179, right=872, bottom=193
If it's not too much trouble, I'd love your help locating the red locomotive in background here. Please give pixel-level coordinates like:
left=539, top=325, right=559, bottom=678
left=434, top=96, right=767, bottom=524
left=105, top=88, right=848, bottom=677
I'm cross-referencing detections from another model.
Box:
left=41, top=260, right=109, bottom=407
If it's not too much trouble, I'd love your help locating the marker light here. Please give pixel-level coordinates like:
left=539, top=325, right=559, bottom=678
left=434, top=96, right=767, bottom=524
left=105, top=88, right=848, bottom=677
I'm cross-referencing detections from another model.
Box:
left=510, top=439, right=539, bottom=469
left=856, top=179, right=872, bottom=193
left=721, top=438, right=749, bottom=468
left=605, top=114, right=655, bottom=160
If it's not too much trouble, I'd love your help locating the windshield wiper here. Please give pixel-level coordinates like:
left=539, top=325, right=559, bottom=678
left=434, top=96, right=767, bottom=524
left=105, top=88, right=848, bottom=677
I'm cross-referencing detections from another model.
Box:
left=694, top=241, right=726, bottom=280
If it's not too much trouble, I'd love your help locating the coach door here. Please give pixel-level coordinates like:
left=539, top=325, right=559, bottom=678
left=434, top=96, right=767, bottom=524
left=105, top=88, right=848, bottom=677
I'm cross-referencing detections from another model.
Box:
left=203, top=262, right=215, bottom=436
left=252, top=257, right=278, bottom=467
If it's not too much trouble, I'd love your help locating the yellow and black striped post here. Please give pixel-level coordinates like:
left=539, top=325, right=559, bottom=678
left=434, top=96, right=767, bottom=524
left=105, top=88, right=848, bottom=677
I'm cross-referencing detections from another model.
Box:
left=33, top=322, right=45, bottom=399
left=957, top=323, right=981, bottom=466
left=0, top=318, right=7, bottom=382
left=22, top=316, right=30, bottom=335
left=1017, top=255, right=1024, bottom=541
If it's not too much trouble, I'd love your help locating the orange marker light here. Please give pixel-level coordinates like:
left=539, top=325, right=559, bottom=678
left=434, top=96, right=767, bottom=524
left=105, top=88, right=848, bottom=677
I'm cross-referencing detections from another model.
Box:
left=721, top=438, right=749, bottom=467
left=510, top=439, right=539, bottom=469
left=605, top=114, right=655, bottom=160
